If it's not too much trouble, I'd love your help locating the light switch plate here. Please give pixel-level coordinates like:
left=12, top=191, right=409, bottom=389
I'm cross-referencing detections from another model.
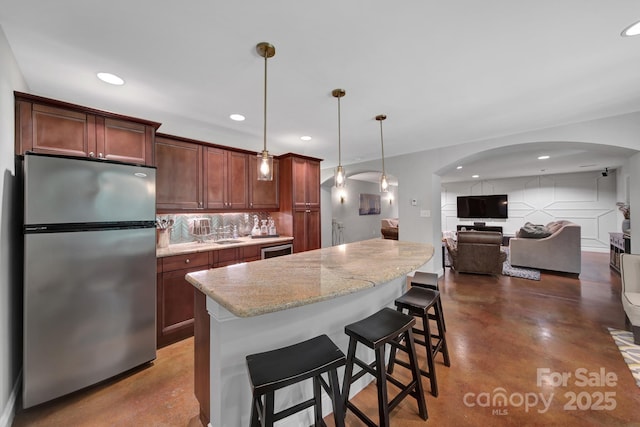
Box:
left=420, top=210, right=431, bottom=217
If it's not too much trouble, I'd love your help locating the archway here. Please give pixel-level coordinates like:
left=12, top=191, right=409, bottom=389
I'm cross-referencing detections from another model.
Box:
left=321, top=171, right=398, bottom=245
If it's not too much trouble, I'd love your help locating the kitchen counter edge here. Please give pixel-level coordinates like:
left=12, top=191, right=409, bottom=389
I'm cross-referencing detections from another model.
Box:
left=156, top=236, right=294, bottom=258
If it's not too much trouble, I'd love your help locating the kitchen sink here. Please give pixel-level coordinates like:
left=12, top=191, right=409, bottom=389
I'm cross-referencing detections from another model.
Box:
left=214, top=239, right=243, bottom=245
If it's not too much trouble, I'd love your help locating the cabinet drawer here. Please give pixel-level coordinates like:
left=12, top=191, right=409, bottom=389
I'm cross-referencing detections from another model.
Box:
left=162, top=252, right=209, bottom=272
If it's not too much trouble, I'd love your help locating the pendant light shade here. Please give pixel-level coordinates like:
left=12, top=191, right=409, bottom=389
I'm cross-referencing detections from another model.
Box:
left=332, top=88, right=346, bottom=188
left=256, top=42, right=275, bottom=181
left=376, top=114, right=389, bottom=193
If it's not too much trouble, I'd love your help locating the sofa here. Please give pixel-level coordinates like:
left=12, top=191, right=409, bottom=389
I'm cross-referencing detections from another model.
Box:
left=620, top=253, right=640, bottom=344
left=381, top=218, right=398, bottom=240
left=509, top=220, right=581, bottom=274
left=445, top=231, right=507, bottom=275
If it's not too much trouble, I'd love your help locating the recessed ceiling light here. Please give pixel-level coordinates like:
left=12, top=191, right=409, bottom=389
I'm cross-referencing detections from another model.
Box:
left=96, top=72, right=124, bottom=85
left=621, top=20, right=640, bottom=37
left=472, top=174, right=479, bottom=178
left=538, top=155, right=550, bottom=160
left=229, top=114, right=245, bottom=121
left=300, top=136, right=312, bottom=141
left=456, top=165, right=463, bottom=170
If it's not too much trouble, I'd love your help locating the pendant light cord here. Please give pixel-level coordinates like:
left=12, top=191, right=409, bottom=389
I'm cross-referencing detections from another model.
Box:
left=263, top=54, right=268, bottom=153
left=379, top=119, right=385, bottom=174
left=337, top=96, right=342, bottom=166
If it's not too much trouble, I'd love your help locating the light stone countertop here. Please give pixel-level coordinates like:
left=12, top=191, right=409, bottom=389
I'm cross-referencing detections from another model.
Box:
left=186, top=238, right=434, bottom=317
left=156, top=236, right=294, bottom=258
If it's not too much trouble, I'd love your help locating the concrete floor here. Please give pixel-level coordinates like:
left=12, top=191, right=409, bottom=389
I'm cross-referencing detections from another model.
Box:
left=12, top=251, right=640, bottom=426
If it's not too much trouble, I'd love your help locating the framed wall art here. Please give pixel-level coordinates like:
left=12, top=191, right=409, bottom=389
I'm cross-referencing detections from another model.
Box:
left=359, top=193, right=381, bottom=215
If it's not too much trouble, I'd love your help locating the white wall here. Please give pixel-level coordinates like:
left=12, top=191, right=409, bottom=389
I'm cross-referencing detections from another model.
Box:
left=630, top=153, right=640, bottom=254
left=0, top=26, right=27, bottom=427
left=322, top=112, right=640, bottom=275
left=441, top=170, right=619, bottom=252
left=329, top=179, right=397, bottom=244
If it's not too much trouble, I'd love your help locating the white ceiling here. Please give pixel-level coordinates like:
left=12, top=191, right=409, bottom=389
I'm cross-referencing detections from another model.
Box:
left=2, top=1, right=640, bottom=181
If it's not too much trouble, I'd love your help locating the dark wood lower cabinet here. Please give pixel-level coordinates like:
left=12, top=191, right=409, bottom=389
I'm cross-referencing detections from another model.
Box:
left=292, top=208, right=320, bottom=253
left=158, top=242, right=288, bottom=348
left=157, top=252, right=209, bottom=348
left=157, top=268, right=199, bottom=348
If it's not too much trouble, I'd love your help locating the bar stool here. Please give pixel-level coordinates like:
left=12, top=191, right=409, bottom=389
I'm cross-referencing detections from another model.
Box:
left=410, top=271, right=446, bottom=331
left=246, top=334, right=346, bottom=427
left=342, top=307, right=427, bottom=426
left=388, top=286, right=450, bottom=398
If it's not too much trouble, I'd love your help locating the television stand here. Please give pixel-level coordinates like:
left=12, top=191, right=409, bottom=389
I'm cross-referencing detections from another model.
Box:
left=457, top=224, right=503, bottom=233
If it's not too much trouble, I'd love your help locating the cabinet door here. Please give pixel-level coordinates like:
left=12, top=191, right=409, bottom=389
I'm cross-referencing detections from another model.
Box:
left=156, top=136, right=203, bottom=210
left=306, top=209, right=321, bottom=251
left=20, top=101, right=97, bottom=158
left=98, top=117, right=153, bottom=165
left=204, top=147, right=226, bottom=209
left=227, top=151, right=249, bottom=209
left=215, top=248, right=240, bottom=267
left=241, top=245, right=261, bottom=262
left=292, top=157, right=320, bottom=209
left=292, top=157, right=309, bottom=209
left=305, top=160, right=321, bottom=208
left=292, top=208, right=321, bottom=253
left=157, top=268, right=197, bottom=348
left=292, top=210, right=307, bottom=253
left=249, top=156, right=279, bottom=210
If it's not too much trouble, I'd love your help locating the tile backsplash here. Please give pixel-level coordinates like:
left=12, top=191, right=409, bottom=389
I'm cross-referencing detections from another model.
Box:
left=156, top=212, right=275, bottom=244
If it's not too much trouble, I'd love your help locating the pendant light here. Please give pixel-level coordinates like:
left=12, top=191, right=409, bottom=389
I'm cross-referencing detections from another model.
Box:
left=376, top=114, right=389, bottom=192
left=332, top=88, right=346, bottom=188
left=256, top=42, right=275, bottom=181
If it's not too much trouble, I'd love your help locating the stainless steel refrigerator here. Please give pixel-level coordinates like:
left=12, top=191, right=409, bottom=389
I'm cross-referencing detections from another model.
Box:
left=22, top=153, right=157, bottom=408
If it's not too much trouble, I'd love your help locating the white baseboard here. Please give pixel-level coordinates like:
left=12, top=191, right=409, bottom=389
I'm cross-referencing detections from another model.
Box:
left=0, top=370, right=21, bottom=427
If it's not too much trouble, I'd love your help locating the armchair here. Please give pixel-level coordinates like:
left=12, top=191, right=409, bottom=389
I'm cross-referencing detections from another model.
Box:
left=620, top=253, right=640, bottom=344
left=381, top=218, right=399, bottom=240
left=445, top=231, right=506, bottom=275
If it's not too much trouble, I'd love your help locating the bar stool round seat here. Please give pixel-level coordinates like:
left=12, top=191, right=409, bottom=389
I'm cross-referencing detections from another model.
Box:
left=389, top=286, right=450, bottom=398
left=342, top=307, right=428, bottom=426
left=246, top=334, right=346, bottom=427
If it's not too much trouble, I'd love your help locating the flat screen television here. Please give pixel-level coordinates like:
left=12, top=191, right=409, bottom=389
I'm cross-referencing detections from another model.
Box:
left=457, top=194, right=508, bottom=219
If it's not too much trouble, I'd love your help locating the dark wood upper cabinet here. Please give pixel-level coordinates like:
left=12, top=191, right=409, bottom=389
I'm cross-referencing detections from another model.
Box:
left=19, top=102, right=95, bottom=157
left=204, top=147, right=226, bottom=210
left=227, top=151, right=249, bottom=209
left=249, top=156, right=279, bottom=210
left=14, top=92, right=159, bottom=165
left=155, top=133, right=278, bottom=213
left=99, top=117, right=154, bottom=165
left=204, top=147, right=249, bottom=210
left=156, top=136, right=204, bottom=210
left=292, top=156, right=320, bottom=209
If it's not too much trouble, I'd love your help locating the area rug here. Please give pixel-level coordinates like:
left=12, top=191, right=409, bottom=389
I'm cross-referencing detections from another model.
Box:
left=502, top=258, right=541, bottom=280
left=501, top=247, right=541, bottom=280
left=608, top=328, right=640, bottom=388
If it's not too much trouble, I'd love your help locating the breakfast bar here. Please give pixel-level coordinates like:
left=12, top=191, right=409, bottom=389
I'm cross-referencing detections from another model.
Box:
left=186, top=238, right=434, bottom=427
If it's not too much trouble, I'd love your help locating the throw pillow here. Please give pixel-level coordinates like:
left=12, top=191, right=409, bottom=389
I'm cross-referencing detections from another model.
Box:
left=518, top=222, right=552, bottom=239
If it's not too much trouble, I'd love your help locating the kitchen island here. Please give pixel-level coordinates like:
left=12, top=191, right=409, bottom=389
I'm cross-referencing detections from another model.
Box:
left=186, top=238, right=434, bottom=427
